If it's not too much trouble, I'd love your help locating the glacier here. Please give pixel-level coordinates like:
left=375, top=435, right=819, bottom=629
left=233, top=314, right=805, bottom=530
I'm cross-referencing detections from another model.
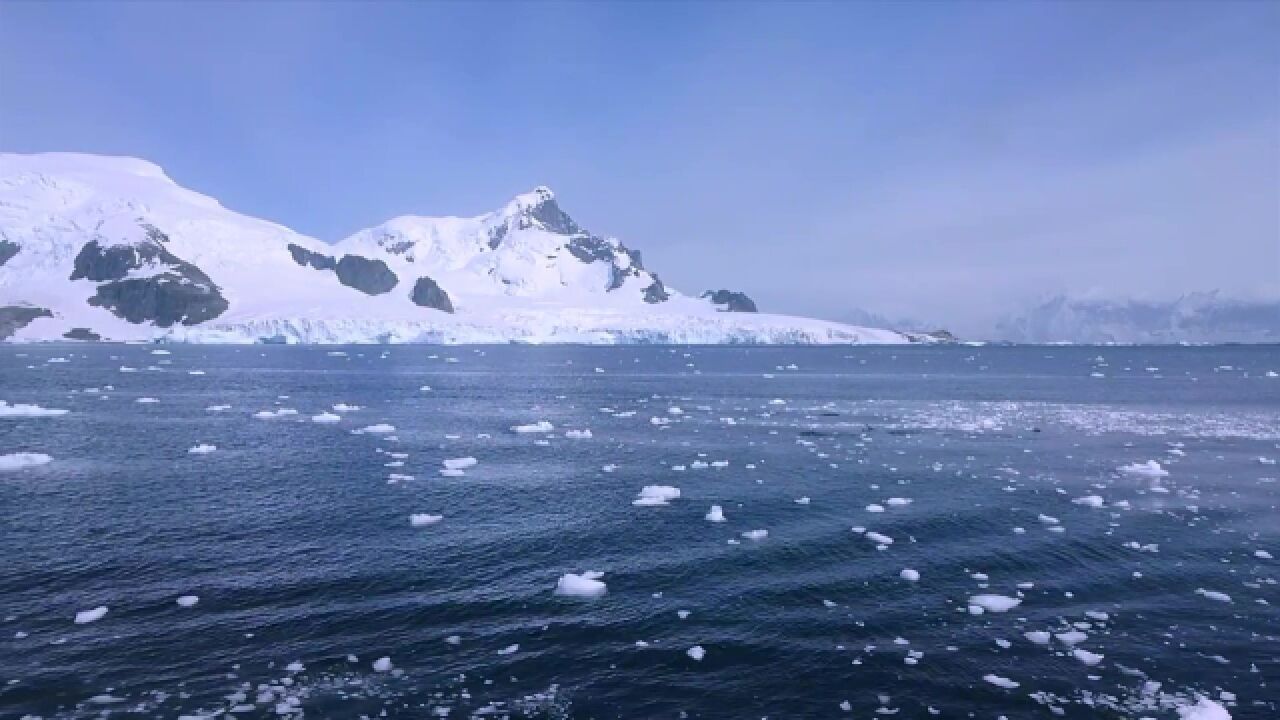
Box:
left=0, top=152, right=906, bottom=345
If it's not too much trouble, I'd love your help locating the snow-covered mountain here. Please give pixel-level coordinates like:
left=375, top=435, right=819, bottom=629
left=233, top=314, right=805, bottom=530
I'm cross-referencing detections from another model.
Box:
left=0, top=152, right=906, bottom=344
left=996, top=292, right=1280, bottom=344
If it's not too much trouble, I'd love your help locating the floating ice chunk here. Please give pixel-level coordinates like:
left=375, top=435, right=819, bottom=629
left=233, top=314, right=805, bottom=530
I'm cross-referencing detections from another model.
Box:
left=1055, top=630, right=1087, bottom=645
left=1024, top=631, right=1051, bottom=645
left=649, top=416, right=671, bottom=426
left=354, top=423, right=395, bottom=434
left=74, top=606, right=108, bottom=624
left=1256, top=550, right=1273, bottom=560
left=254, top=408, right=298, bottom=419
left=1073, top=648, right=1104, bottom=666
left=564, top=429, right=593, bottom=439
left=1196, top=588, right=1232, bottom=603
left=865, top=531, right=894, bottom=546
left=0, top=452, right=52, bottom=471
left=150, top=349, right=171, bottom=355
left=410, top=513, right=443, bottom=527
left=1073, top=495, right=1105, bottom=508
left=633, top=485, right=680, bottom=506
left=372, top=657, right=393, bottom=672
left=866, top=504, right=885, bottom=513
left=512, top=421, right=554, bottom=433
left=442, top=457, right=477, bottom=471
left=900, top=568, right=920, bottom=582
left=497, top=644, right=519, bottom=655
left=677, top=610, right=691, bottom=619
left=206, top=404, right=231, bottom=412
left=135, top=397, right=159, bottom=404
left=188, top=444, right=216, bottom=454
left=886, top=497, right=912, bottom=507
left=794, top=496, right=810, bottom=505
left=333, top=403, right=361, bottom=412
left=311, top=412, right=341, bottom=423
left=1119, top=460, right=1169, bottom=478
left=555, top=571, right=607, bottom=598
left=968, top=594, right=1021, bottom=613
left=388, top=473, right=414, bottom=482
left=741, top=529, right=768, bottom=541
left=706, top=505, right=726, bottom=523
left=687, top=645, right=706, bottom=661
left=1177, top=697, right=1232, bottom=720
left=984, top=674, right=1019, bottom=689
left=285, top=660, right=304, bottom=673
left=1038, top=514, right=1060, bottom=525
left=176, top=595, right=199, bottom=608
left=438, top=468, right=464, bottom=477
left=0, top=401, right=69, bottom=417
left=668, top=406, right=684, bottom=415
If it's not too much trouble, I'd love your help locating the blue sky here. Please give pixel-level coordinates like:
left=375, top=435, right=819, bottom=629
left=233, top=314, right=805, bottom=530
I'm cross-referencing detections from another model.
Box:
left=2, top=1, right=1276, bottom=334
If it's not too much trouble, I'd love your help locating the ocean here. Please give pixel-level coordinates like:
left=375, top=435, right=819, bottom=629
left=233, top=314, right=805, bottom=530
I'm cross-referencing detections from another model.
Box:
left=1, top=344, right=1277, bottom=719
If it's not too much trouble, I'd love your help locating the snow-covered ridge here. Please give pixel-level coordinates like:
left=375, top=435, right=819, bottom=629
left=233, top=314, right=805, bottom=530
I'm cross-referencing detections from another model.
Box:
left=0, top=152, right=907, bottom=345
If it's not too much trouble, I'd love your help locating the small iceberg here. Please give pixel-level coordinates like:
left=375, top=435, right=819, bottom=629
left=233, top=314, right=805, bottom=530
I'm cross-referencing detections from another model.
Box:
left=555, top=571, right=607, bottom=598
left=633, top=485, right=680, bottom=507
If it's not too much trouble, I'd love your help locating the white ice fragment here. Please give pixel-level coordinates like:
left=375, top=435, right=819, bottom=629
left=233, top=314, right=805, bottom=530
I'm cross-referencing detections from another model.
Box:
left=1073, top=495, right=1105, bottom=508
left=511, top=421, right=554, bottom=433
left=968, top=594, right=1021, bottom=613
left=564, top=429, right=593, bottom=439
left=794, top=496, right=810, bottom=505
left=687, top=645, right=706, bottom=661
left=1024, top=631, right=1051, bottom=645
left=442, top=457, right=477, bottom=471
left=372, top=657, right=393, bottom=673
left=410, top=513, right=443, bottom=527
left=497, top=644, right=519, bottom=655
left=555, top=571, right=607, bottom=598
left=311, top=412, right=341, bottom=423
left=0, top=452, right=52, bottom=471
left=866, top=504, right=885, bottom=513
left=900, top=568, right=920, bottom=582
left=633, top=485, right=680, bottom=506
left=0, top=401, right=69, bottom=417
left=1073, top=648, right=1104, bottom=666
left=74, top=606, right=108, bottom=624
left=176, top=595, right=199, bottom=608
left=983, top=674, right=1019, bottom=689
left=1119, top=460, right=1169, bottom=478
left=354, top=423, right=395, bottom=434
left=865, top=531, right=894, bottom=546
left=741, top=529, right=768, bottom=541
left=1196, top=588, right=1232, bottom=603
left=705, top=505, right=726, bottom=523
left=188, top=444, right=216, bottom=454
left=1177, top=697, right=1233, bottom=720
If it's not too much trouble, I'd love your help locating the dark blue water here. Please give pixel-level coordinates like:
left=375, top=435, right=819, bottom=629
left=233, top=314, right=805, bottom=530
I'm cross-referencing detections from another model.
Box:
left=2, top=344, right=1277, bottom=719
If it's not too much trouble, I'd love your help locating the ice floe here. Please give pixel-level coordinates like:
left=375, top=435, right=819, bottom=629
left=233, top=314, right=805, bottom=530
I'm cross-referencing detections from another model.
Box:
left=0, top=400, right=69, bottom=417
left=311, top=412, right=341, bottom=423
left=554, top=571, right=607, bottom=598
left=176, top=595, right=199, bottom=607
left=968, top=594, right=1021, bottom=613
left=354, top=423, right=396, bottom=434
left=705, top=505, right=726, bottom=522
left=410, top=514, right=443, bottom=526
left=1119, top=460, right=1169, bottom=478
left=74, top=606, right=108, bottom=624
left=0, top=452, right=52, bottom=471
left=512, top=421, right=554, bottom=433
left=187, top=444, right=217, bottom=454
left=686, top=645, right=706, bottom=661
left=984, top=674, right=1019, bottom=689
left=633, top=485, right=680, bottom=506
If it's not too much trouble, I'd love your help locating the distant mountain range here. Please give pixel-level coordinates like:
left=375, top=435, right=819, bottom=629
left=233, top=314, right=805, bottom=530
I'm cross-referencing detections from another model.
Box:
left=995, top=292, right=1280, bottom=344
left=0, top=152, right=907, bottom=345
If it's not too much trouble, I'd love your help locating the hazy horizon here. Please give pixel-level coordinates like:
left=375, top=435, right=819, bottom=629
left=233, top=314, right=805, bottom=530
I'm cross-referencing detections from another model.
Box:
left=2, top=1, right=1276, bottom=336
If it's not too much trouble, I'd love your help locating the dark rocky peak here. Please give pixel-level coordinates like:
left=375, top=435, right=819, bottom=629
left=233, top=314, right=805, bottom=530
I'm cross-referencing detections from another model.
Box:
left=701, top=290, right=758, bottom=313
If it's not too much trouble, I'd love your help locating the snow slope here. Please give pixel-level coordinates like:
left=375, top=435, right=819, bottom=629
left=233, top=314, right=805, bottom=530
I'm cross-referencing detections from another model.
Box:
left=0, top=152, right=905, bottom=345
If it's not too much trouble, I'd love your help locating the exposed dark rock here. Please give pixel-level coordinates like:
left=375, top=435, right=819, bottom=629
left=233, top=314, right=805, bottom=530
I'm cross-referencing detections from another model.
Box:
left=89, top=274, right=229, bottom=327
left=0, top=239, right=19, bottom=267
left=335, top=254, right=398, bottom=295
left=643, top=277, right=670, bottom=304
left=486, top=224, right=509, bottom=250
left=701, top=289, right=758, bottom=313
left=524, top=192, right=581, bottom=236
left=287, top=243, right=336, bottom=271
left=0, top=306, right=53, bottom=340
left=63, top=327, right=101, bottom=341
left=410, top=276, right=454, bottom=313
left=68, top=232, right=230, bottom=327
left=566, top=236, right=614, bottom=265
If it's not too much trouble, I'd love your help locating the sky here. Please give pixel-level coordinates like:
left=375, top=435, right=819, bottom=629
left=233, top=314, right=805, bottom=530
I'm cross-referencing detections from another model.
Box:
left=1, top=1, right=1277, bottom=336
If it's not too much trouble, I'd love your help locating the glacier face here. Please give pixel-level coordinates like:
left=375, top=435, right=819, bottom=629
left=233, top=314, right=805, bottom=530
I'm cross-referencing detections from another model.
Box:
left=0, top=152, right=906, bottom=345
